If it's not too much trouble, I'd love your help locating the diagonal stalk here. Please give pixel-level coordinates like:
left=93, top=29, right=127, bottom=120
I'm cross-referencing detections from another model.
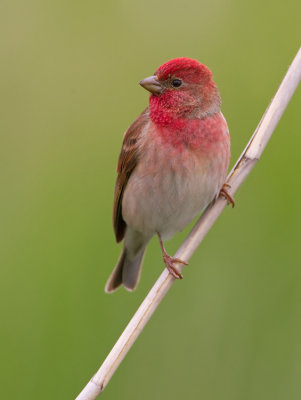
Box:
left=75, top=47, right=301, bottom=400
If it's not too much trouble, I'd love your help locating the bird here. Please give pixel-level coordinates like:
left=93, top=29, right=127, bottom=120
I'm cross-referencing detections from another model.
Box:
left=105, top=57, right=233, bottom=293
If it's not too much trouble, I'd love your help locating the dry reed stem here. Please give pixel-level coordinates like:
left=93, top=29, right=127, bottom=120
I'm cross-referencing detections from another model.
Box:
left=75, top=47, right=301, bottom=400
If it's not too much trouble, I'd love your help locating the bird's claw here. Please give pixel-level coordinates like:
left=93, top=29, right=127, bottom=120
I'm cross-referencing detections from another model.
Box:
left=220, top=183, right=235, bottom=208
left=163, top=254, right=187, bottom=279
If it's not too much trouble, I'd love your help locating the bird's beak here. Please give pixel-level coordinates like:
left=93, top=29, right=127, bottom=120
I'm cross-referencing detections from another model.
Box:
left=139, top=75, right=162, bottom=94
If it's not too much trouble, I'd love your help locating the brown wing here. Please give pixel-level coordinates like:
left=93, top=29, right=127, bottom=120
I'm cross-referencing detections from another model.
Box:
left=113, top=108, right=149, bottom=242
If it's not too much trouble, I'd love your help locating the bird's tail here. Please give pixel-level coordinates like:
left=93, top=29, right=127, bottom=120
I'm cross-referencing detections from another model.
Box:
left=105, top=246, right=145, bottom=293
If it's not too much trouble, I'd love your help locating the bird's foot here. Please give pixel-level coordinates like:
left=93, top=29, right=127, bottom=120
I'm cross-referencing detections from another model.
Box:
left=219, top=183, right=235, bottom=208
left=163, top=254, right=187, bottom=279
left=157, top=232, right=187, bottom=279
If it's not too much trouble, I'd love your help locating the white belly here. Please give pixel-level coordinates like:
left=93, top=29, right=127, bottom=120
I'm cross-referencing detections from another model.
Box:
left=122, top=135, right=227, bottom=240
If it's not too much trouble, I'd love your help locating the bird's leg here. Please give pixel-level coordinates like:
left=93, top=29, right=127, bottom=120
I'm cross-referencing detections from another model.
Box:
left=219, top=183, right=235, bottom=208
left=157, top=233, right=187, bottom=279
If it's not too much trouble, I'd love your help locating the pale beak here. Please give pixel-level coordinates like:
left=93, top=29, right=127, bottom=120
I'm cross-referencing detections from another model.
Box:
left=139, top=75, right=162, bottom=94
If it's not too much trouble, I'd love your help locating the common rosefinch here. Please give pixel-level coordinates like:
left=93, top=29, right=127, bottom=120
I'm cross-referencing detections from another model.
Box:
left=105, top=57, right=232, bottom=293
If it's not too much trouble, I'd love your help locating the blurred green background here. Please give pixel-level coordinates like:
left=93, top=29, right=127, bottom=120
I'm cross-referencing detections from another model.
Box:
left=1, top=0, right=300, bottom=399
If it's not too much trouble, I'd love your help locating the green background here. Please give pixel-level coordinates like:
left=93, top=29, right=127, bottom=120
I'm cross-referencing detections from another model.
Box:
left=1, top=1, right=300, bottom=399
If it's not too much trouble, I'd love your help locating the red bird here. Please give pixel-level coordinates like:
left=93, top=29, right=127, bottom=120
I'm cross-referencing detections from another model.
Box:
left=105, top=57, right=232, bottom=293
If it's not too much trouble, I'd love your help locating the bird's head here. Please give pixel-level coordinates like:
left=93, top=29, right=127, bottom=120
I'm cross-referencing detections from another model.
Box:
left=140, top=58, right=221, bottom=125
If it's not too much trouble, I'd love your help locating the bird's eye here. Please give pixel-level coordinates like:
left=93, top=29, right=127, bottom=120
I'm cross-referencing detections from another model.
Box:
left=171, top=79, right=182, bottom=88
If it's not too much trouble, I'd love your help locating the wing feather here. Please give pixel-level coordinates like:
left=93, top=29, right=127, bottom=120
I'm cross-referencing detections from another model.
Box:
left=113, top=108, right=149, bottom=242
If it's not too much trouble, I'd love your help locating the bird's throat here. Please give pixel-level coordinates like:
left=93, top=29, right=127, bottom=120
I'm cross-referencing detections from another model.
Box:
left=149, top=110, right=228, bottom=153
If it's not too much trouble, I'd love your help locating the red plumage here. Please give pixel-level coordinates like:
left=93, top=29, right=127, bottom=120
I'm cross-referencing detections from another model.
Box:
left=156, top=57, right=212, bottom=84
